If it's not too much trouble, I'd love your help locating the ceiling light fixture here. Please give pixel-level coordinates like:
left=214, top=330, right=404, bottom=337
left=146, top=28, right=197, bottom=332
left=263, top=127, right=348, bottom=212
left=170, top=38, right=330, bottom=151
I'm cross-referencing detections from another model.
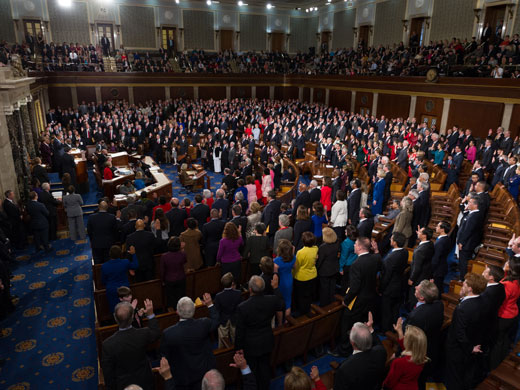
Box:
left=58, top=0, right=72, bottom=7
left=207, top=0, right=212, bottom=5
left=266, top=3, right=273, bottom=9
left=175, top=0, right=179, bottom=3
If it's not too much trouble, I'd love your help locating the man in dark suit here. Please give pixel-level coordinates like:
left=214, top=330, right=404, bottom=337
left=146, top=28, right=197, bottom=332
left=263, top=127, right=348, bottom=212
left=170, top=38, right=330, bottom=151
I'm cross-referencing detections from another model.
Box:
left=3, top=190, right=24, bottom=249
left=347, top=179, right=362, bottom=226
left=222, top=169, right=237, bottom=193
left=32, top=157, right=49, bottom=185
left=416, top=181, right=431, bottom=228
left=309, top=180, right=321, bottom=205
left=39, top=182, right=60, bottom=241
left=214, top=272, right=242, bottom=345
left=291, top=183, right=311, bottom=220
left=87, top=201, right=119, bottom=264
left=212, top=189, right=230, bottom=220
left=333, top=237, right=381, bottom=357
left=230, top=204, right=247, bottom=242
left=481, top=265, right=506, bottom=371
left=396, top=140, right=409, bottom=170
left=261, top=190, right=281, bottom=243
left=26, top=191, right=51, bottom=253
left=378, top=232, right=408, bottom=332
left=405, top=280, right=444, bottom=383
left=201, top=209, right=226, bottom=267
left=333, top=322, right=387, bottom=390
left=166, top=198, right=187, bottom=237
left=501, top=156, right=518, bottom=186
left=408, top=227, right=435, bottom=308
left=456, top=197, right=483, bottom=281
left=432, top=221, right=452, bottom=295
left=126, top=219, right=156, bottom=281
left=101, top=299, right=161, bottom=390
left=475, top=181, right=490, bottom=217
left=356, top=207, right=374, bottom=239
left=235, top=275, right=284, bottom=390
left=190, top=194, right=210, bottom=230
left=60, top=147, right=77, bottom=186
left=160, top=294, right=218, bottom=390
left=383, top=163, right=393, bottom=206
left=445, top=273, right=488, bottom=390
left=481, top=138, right=494, bottom=171
left=101, top=34, right=111, bottom=57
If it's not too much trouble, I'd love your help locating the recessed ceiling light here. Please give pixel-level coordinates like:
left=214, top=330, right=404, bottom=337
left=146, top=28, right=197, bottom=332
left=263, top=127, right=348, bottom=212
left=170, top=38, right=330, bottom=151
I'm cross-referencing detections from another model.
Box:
left=58, top=0, right=72, bottom=7
left=206, top=0, right=211, bottom=5
left=266, top=3, right=273, bottom=9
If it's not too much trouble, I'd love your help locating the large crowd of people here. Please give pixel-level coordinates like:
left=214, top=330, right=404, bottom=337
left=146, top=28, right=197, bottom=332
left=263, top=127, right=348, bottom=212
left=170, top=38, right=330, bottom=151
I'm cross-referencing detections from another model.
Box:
left=1, top=95, right=520, bottom=390
left=1, top=29, right=519, bottom=77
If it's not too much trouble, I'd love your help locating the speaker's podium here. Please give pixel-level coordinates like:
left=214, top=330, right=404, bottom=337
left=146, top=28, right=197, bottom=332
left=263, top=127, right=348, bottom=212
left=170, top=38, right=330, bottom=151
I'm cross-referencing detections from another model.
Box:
left=193, top=170, right=210, bottom=190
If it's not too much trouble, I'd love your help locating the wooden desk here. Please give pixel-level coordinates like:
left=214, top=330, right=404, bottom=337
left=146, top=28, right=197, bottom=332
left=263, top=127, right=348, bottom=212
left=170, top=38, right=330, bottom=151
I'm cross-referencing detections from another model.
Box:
left=102, top=168, right=135, bottom=199
left=193, top=170, right=210, bottom=190
left=109, top=152, right=129, bottom=167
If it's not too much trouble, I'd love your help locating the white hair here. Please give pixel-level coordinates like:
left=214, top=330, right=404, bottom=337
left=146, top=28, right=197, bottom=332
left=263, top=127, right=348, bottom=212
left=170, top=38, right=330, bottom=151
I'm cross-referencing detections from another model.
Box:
left=203, top=189, right=212, bottom=199
left=176, top=297, right=195, bottom=319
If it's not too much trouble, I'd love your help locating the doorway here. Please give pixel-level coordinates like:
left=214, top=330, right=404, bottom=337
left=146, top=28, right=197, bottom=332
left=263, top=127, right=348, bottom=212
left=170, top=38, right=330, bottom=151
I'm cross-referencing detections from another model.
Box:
left=162, top=27, right=176, bottom=53
left=410, top=18, right=425, bottom=48
left=97, top=24, right=114, bottom=50
left=271, top=32, right=285, bottom=52
left=484, top=5, right=506, bottom=44
left=360, top=107, right=370, bottom=116
left=220, top=30, right=234, bottom=51
left=358, top=26, right=370, bottom=48
left=321, top=31, right=330, bottom=53
left=421, top=115, right=438, bottom=129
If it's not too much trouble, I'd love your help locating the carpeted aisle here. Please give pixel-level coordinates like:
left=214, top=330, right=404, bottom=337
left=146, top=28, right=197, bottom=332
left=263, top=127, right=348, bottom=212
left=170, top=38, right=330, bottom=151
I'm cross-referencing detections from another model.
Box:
left=0, top=238, right=97, bottom=390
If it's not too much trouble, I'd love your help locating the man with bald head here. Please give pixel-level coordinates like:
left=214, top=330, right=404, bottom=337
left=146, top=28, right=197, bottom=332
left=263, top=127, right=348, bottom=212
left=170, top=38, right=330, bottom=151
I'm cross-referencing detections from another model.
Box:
left=126, top=219, right=156, bottom=281
left=166, top=197, right=187, bottom=237
left=87, top=200, right=119, bottom=264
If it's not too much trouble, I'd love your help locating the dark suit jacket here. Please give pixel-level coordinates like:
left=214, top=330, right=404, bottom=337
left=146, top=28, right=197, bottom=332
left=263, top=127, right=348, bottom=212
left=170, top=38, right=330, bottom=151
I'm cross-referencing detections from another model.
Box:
left=348, top=189, right=361, bottom=225
left=357, top=218, right=374, bottom=239
left=101, top=317, right=161, bottom=390
left=397, top=147, right=408, bottom=170
left=410, top=241, right=434, bottom=285
left=32, top=164, right=49, bottom=185
left=333, top=345, right=387, bottom=390
left=292, top=190, right=312, bottom=219
left=214, top=288, right=242, bottom=325
left=235, top=292, right=285, bottom=356
left=87, top=211, right=119, bottom=249
left=310, top=188, right=321, bottom=205
left=480, top=283, right=506, bottom=348
left=160, top=306, right=219, bottom=386
left=261, top=199, right=281, bottom=236
left=26, top=200, right=49, bottom=230
left=406, top=300, right=444, bottom=362
left=38, top=190, right=59, bottom=216
left=316, top=242, right=340, bottom=277
left=432, top=235, right=451, bottom=279
left=456, top=210, right=483, bottom=251
left=344, top=253, right=381, bottom=315
left=3, top=199, right=21, bottom=225
left=126, top=230, right=156, bottom=273
left=166, top=207, right=188, bottom=237
left=60, top=153, right=76, bottom=181
left=190, top=203, right=210, bottom=230
left=417, top=190, right=431, bottom=228
left=446, top=296, right=484, bottom=357
left=380, top=248, right=408, bottom=298
left=212, top=198, right=230, bottom=220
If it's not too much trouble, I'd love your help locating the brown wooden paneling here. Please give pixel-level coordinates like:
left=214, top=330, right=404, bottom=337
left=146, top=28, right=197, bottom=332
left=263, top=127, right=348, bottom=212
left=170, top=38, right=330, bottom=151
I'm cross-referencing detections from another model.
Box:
left=354, top=91, right=373, bottom=114
left=274, top=86, right=284, bottom=100
left=76, top=86, right=97, bottom=104
left=377, top=93, right=410, bottom=120
left=510, top=104, right=520, bottom=139
left=284, top=86, right=299, bottom=100
left=171, top=86, right=194, bottom=100
left=447, top=100, right=504, bottom=138
left=256, top=86, right=269, bottom=99
left=313, top=88, right=325, bottom=104
left=133, top=86, right=165, bottom=104
left=329, top=90, right=351, bottom=110
left=100, top=86, right=128, bottom=102
left=199, top=86, right=226, bottom=100
left=415, top=96, right=444, bottom=127
left=302, top=87, right=310, bottom=103
left=48, top=87, right=72, bottom=108
left=231, top=86, right=251, bottom=99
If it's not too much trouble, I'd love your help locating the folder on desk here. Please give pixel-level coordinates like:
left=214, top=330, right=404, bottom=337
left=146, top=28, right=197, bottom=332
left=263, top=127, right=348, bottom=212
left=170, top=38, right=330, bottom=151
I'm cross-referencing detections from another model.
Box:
left=345, top=287, right=357, bottom=310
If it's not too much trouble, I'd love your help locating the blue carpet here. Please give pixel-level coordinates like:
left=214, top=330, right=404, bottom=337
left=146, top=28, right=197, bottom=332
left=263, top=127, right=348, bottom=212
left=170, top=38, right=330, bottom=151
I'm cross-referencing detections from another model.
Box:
left=0, top=238, right=97, bottom=389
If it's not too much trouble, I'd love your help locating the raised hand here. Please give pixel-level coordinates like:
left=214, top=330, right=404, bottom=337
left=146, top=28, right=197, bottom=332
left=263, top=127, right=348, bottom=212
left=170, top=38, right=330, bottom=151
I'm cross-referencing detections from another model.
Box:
left=128, top=245, right=136, bottom=255
left=144, top=298, right=154, bottom=316
left=202, top=292, right=213, bottom=307
left=152, top=357, right=172, bottom=380
left=229, top=350, right=248, bottom=370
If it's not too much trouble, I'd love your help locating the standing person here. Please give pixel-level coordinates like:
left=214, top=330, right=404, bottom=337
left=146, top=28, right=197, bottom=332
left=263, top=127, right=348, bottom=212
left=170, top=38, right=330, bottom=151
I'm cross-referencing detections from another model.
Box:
left=293, top=205, right=312, bottom=251
left=339, top=226, right=358, bottom=292
left=261, top=190, right=281, bottom=244
left=456, top=197, right=483, bottom=280
left=432, top=221, right=452, bottom=294
left=87, top=201, right=119, bottom=264
left=214, top=272, right=242, bottom=348
left=39, top=182, right=60, bottom=241
left=101, top=299, right=161, bottom=390
left=330, top=190, right=348, bottom=242
left=371, top=169, right=386, bottom=216
left=311, top=202, right=328, bottom=245
left=272, top=214, right=293, bottom=256
left=245, top=202, right=262, bottom=237
left=273, top=239, right=296, bottom=316
left=242, top=223, right=271, bottom=277
left=3, top=190, right=25, bottom=249
left=160, top=237, right=187, bottom=309
left=62, top=186, right=86, bottom=241
left=383, top=324, right=429, bottom=390
left=347, top=179, right=362, bottom=226
left=101, top=245, right=139, bottom=313
left=160, top=295, right=219, bottom=390
left=26, top=191, right=51, bottom=253
left=317, top=228, right=340, bottom=307
left=445, top=273, right=488, bottom=390
left=180, top=218, right=204, bottom=272
left=216, top=222, right=243, bottom=283
left=320, top=177, right=333, bottom=214
left=235, top=275, right=285, bottom=390
left=392, top=197, right=414, bottom=247
left=293, top=232, right=319, bottom=317
left=201, top=209, right=226, bottom=267
left=261, top=168, right=272, bottom=201
left=212, top=141, right=222, bottom=173
left=126, top=219, right=156, bottom=282
left=408, top=227, right=434, bottom=309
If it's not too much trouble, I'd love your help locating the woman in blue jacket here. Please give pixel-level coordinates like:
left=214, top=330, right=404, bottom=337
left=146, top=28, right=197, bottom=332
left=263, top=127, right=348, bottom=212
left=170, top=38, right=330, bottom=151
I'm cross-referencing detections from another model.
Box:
left=372, top=169, right=386, bottom=215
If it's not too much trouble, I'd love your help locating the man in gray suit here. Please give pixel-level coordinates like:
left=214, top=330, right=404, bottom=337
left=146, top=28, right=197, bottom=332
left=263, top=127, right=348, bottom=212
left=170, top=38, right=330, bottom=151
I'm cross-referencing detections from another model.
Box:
left=62, top=185, right=86, bottom=241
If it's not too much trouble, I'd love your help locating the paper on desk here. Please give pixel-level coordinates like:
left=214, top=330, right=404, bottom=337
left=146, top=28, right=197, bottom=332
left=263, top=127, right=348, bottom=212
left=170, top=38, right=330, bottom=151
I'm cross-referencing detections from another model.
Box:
left=52, top=192, right=62, bottom=200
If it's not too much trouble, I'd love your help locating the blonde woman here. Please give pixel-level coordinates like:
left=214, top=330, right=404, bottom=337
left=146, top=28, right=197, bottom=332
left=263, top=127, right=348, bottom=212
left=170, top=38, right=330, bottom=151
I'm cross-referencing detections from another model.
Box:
left=393, top=196, right=414, bottom=240
left=383, top=321, right=429, bottom=390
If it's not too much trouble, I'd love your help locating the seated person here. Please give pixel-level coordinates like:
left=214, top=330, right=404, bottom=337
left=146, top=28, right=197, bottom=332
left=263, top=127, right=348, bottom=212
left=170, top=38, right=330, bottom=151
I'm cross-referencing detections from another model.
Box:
left=134, top=172, right=146, bottom=190
left=281, top=166, right=296, bottom=182
left=375, top=199, right=400, bottom=223
left=119, top=180, right=136, bottom=195
left=180, top=163, right=195, bottom=189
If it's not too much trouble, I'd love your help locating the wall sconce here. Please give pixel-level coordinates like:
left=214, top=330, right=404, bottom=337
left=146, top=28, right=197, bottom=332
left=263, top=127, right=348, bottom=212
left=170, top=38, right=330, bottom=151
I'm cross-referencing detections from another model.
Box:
left=402, top=19, right=409, bottom=32
left=473, top=8, right=482, bottom=24
left=424, top=17, right=431, bottom=28
left=352, top=27, right=357, bottom=37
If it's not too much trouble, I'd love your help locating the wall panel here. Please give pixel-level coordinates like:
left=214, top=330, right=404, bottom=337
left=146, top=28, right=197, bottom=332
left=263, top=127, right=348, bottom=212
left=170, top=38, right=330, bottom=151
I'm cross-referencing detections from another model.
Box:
left=231, top=86, right=251, bottom=99
left=373, top=0, right=406, bottom=47
left=447, top=100, right=503, bottom=138
left=0, top=0, right=15, bottom=43
left=76, top=87, right=97, bottom=104
left=171, top=86, right=194, bottom=100
left=133, top=87, right=165, bottom=104
left=415, top=96, right=444, bottom=126
left=48, top=87, right=72, bottom=109
left=354, top=91, right=373, bottom=114
left=120, top=5, right=156, bottom=48
left=101, top=86, right=128, bottom=102
left=256, top=86, right=270, bottom=100
left=329, top=90, right=351, bottom=111
left=240, top=14, right=266, bottom=51
left=510, top=104, right=520, bottom=139
left=332, top=9, right=356, bottom=49
left=199, top=86, right=226, bottom=100
left=377, top=94, right=410, bottom=119
left=183, top=10, right=214, bottom=50
left=289, top=17, right=316, bottom=53
left=313, top=88, right=325, bottom=104
left=48, top=1, right=89, bottom=45
left=302, top=87, right=311, bottom=103
left=430, top=0, right=475, bottom=42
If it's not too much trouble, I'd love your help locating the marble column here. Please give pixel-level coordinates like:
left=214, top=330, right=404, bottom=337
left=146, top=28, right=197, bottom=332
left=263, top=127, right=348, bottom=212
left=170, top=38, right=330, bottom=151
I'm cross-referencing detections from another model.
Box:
left=6, top=112, right=31, bottom=201
left=20, top=104, right=36, bottom=158
left=27, top=101, right=40, bottom=156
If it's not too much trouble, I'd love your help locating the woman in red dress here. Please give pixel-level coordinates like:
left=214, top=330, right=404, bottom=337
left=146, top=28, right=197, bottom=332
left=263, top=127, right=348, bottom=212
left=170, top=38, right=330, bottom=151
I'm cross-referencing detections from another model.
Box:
left=103, top=161, right=114, bottom=180
left=383, top=320, right=428, bottom=390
